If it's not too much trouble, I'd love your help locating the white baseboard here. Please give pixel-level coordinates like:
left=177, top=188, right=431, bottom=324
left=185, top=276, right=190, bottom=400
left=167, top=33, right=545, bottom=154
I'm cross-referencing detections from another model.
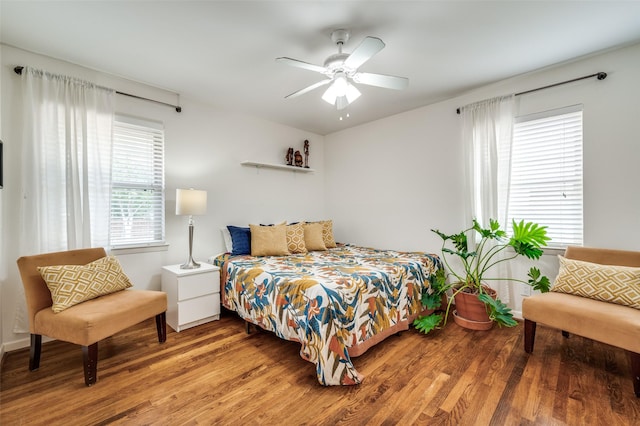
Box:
left=3, top=335, right=54, bottom=353
left=3, top=336, right=31, bottom=352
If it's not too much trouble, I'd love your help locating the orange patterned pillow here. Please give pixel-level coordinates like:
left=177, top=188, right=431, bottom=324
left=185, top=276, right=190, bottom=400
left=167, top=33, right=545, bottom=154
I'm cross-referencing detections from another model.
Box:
left=320, top=220, right=337, bottom=248
left=310, top=220, right=336, bottom=248
left=38, top=256, right=133, bottom=313
left=552, top=256, right=640, bottom=309
left=286, top=223, right=307, bottom=254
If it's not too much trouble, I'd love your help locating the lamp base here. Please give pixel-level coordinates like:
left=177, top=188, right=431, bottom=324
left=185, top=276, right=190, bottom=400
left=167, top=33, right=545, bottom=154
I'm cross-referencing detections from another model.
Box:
left=180, top=257, right=201, bottom=269
left=180, top=221, right=200, bottom=269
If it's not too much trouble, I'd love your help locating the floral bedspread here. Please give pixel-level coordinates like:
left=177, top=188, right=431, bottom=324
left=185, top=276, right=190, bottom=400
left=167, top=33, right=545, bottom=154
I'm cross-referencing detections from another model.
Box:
left=214, top=245, right=439, bottom=386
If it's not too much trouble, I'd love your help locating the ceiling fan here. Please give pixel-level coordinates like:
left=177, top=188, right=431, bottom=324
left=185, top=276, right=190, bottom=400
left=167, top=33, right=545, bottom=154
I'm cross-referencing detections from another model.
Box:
left=276, top=29, right=409, bottom=110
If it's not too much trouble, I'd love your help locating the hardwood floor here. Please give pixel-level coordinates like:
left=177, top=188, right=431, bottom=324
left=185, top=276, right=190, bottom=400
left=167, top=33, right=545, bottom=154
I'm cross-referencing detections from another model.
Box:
left=1, top=310, right=638, bottom=425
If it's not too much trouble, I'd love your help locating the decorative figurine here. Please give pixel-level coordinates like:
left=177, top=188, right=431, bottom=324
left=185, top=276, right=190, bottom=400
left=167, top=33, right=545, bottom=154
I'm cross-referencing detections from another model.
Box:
left=294, top=150, right=303, bottom=167
left=286, top=147, right=294, bottom=166
left=303, top=140, right=310, bottom=168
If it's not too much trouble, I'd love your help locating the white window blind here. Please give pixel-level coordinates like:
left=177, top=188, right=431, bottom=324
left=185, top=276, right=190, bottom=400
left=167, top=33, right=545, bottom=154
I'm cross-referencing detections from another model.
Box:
left=110, top=116, right=165, bottom=248
left=508, top=105, right=583, bottom=248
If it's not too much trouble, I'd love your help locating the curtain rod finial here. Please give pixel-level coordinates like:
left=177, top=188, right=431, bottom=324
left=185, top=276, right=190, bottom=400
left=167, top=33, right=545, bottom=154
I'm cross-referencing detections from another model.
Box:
left=14, top=66, right=24, bottom=75
left=597, top=72, right=607, bottom=80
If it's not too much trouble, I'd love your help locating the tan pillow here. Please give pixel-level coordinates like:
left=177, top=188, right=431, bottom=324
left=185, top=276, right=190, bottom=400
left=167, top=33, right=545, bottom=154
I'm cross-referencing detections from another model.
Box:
left=38, top=256, right=133, bottom=313
left=303, top=222, right=327, bottom=251
left=250, top=224, right=290, bottom=256
left=318, top=220, right=337, bottom=248
left=286, top=222, right=307, bottom=254
left=552, top=256, right=640, bottom=309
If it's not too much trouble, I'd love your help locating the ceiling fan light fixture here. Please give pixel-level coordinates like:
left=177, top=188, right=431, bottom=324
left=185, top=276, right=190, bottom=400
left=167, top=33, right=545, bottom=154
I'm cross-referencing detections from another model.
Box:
left=345, top=83, right=361, bottom=103
left=333, top=72, right=348, bottom=96
left=322, top=81, right=360, bottom=109
left=322, top=84, right=337, bottom=105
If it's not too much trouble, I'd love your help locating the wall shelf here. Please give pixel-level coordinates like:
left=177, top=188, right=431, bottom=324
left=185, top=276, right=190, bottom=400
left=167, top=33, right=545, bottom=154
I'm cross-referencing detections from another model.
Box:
left=241, top=161, right=315, bottom=173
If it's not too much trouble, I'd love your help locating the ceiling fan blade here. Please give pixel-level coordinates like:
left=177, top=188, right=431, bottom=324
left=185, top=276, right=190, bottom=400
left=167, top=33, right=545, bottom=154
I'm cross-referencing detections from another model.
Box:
left=276, top=57, right=327, bottom=74
left=343, top=36, right=385, bottom=69
left=353, top=72, right=409, bottom=90
left=285, top=79, right=331, bottom=99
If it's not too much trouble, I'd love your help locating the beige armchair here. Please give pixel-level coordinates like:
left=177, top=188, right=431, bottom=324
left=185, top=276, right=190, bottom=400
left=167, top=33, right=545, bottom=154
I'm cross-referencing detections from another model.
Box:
left=17, top=247, right=167, bottom=386
left=523, top=246, right=640, bottom=397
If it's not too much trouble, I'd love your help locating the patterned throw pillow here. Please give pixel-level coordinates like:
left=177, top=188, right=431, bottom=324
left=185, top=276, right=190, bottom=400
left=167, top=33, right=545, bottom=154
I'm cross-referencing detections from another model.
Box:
left=250, top=224, right=290, bottom=256
left=318, top=220, right=337, bottom=248
left=303, top=222, right=327, bottom=251
left=552, top=256, right=640, bottom=309
left=286, top=222, right=307, bottom=254
left=38, top=256, right=133, bottom=313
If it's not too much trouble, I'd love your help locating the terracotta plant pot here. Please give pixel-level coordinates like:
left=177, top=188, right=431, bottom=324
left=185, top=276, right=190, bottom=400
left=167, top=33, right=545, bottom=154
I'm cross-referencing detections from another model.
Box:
left=452, top=286, right=497, bottom=329
left=452, top=310, right=494, bottom=331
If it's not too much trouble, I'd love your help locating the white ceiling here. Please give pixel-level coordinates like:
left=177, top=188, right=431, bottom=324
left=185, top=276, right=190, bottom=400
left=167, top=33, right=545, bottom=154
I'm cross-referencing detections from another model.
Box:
left=2, top=1, right=640, bottom=135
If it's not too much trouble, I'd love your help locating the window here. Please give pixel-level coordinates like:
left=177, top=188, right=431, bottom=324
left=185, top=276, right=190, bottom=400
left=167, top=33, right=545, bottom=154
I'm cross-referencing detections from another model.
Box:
left=507, top=105, right=583, bottom=248
left=109, top=115, right=165, bottom=248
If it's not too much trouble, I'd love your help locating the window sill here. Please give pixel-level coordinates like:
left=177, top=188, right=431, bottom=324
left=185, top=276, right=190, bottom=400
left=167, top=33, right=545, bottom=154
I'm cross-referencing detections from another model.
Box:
left=542, top=247, right=566, bottom=256
left=109, top=243, right=169, bottom=255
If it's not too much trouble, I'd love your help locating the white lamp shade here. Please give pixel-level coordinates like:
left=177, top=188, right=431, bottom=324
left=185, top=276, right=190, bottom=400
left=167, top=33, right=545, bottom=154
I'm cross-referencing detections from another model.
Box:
left=322, top=77, right=361, bottom=110
left=176, top=188, right=207, bottom=215
left=322, top=84, right=337, bottom=105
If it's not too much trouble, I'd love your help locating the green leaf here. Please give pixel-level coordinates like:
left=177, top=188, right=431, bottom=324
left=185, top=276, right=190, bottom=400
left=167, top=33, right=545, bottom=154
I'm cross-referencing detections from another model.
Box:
left=478, top=294, right=517, bottom=327
left=413, top=313, right=443, bottom=334
left=451, top=232, right=468, bottom=253
left=431, top=228, right=449, bottom=241
left=421, top=292, right=443, bottom=310
left=511, top=241, right=543, bottom=259
left=528, top=267, right=551, bottom=293
left=510, top=220, right=551, bottom=257
left=430, top=267, right=447, bottom=290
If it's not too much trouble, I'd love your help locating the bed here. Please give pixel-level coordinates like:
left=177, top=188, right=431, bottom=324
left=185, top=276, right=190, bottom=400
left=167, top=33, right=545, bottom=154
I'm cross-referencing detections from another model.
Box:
left=212, top=244, right=440, bottom=385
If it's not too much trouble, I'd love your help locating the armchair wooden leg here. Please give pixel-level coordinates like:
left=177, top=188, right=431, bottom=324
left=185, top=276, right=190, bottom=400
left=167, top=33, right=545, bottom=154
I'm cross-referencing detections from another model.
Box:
left=29, top=334, right=42, bottom=371
left=628, top=351, right=640, bottom=398
left=82, top=343, right=98, bottom=386
left=156, top=312, right=167, bottom=343
left=524, top=319, right=536, bottom=353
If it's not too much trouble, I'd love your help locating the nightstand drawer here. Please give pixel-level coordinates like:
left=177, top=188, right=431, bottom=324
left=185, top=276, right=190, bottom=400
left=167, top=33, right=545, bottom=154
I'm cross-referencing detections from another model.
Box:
left=178, top=272, right=218, bottom=301
left=178, top=293, right=220, bottom=325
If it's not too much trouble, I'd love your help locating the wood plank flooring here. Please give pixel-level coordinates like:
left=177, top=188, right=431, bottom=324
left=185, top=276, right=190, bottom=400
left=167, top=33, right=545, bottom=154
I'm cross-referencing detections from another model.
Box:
left=1, top=310, right=638, bottom=425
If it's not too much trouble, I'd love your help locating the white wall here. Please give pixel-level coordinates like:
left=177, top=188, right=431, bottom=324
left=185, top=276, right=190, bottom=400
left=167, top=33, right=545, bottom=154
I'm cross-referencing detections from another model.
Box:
left=325, top=42, right=640, bottom=316
left=0, top=45, right=325, bottom=351
left=324, top=99, right=464, bottom=252
left=0, top=44, right=5, bottom=365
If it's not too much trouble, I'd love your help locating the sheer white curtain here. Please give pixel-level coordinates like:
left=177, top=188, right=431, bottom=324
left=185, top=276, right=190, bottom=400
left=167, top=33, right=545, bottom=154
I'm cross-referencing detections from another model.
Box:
left=461, top=95, right=515, bottom=302
left=14, top=67, right=115, bottom=332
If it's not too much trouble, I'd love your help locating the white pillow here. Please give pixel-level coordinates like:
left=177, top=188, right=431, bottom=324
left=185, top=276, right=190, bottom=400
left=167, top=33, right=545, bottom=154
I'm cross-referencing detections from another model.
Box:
left=221, top=227, right=233, bottom=253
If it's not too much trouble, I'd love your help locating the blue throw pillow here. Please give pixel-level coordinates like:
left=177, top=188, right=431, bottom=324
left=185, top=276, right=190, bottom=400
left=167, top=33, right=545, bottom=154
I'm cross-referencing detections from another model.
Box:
left=227, top=225, right=251, bottom=255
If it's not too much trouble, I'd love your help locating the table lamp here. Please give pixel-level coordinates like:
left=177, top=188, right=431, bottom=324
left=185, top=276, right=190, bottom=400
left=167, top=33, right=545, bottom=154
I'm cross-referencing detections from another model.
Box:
left=176, top=188, right=207, bottom=269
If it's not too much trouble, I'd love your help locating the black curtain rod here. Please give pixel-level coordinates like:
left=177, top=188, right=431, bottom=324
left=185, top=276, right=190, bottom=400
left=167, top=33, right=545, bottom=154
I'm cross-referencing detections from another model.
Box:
left=456, top=71, right=607, bottom=114
left=14, top=66, right=182, bottom=113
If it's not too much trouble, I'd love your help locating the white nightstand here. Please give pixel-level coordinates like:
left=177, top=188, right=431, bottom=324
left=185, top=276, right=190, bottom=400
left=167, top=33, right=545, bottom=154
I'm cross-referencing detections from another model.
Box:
left=161, top=262, right=221, bottom=332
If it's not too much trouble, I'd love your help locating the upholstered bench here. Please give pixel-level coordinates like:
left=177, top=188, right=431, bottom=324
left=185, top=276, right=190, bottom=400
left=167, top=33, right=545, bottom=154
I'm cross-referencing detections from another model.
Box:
left=522, top=246, right=640, bottom=397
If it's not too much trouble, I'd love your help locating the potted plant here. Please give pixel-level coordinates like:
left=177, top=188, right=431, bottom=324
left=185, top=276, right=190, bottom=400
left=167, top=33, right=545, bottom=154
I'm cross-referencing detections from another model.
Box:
left=414, top=218, right=551, bottom=334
